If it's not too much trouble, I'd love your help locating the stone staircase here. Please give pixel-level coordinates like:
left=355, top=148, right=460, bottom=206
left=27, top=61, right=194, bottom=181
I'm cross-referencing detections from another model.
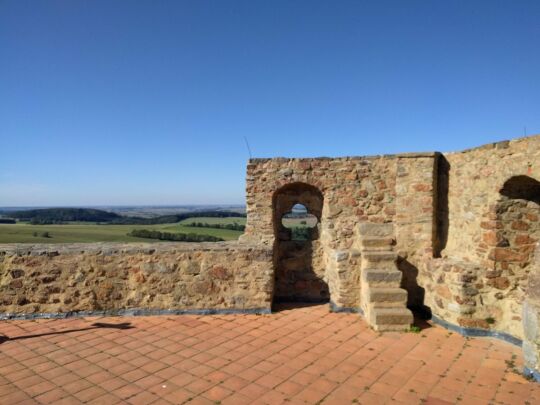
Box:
left=358, top=224, right=413, bottom=332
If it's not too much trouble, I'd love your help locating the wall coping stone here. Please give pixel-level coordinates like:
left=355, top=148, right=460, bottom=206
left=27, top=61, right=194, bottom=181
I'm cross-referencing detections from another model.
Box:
left=445, top=133, right=539, bottom=155
left=246, top=135, right=540, bottom=163
left=0, top=241, right=271, bottom=256
left=248, top=152, right=438, bottom=163
left=247, top=135, right=539, bottom=162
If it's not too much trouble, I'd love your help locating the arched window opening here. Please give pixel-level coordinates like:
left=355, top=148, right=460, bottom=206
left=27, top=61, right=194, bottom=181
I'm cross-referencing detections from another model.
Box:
left=281, top=204, right=318, bottom=241
left=272, top=183, right=328, bottom=305
left=482, top=175, right=540, bottom=335
left=493, top=176, right=539, bottom=278
left=500, top=175, right=540, bottom=203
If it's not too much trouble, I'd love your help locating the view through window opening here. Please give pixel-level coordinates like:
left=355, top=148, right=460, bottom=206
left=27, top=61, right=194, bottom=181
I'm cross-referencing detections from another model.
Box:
left=281, top=204, right=318, bottom=241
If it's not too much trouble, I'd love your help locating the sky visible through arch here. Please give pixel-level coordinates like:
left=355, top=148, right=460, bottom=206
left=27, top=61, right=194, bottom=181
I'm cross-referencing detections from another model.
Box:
left=1, top=1, right=539, bottom=206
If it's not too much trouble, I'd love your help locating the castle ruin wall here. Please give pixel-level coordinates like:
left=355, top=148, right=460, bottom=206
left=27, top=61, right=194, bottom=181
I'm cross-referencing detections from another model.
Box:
left=0, top=242, right=273, bottom=317
left=0, top=135, right=539, bottom=350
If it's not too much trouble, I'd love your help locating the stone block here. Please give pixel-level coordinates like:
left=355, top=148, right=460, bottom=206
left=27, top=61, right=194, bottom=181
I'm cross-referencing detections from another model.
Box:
left=367, top=287, right=407, bottom=304
left=359, top=237, right=394, bottom=251
left=370, top=307, right=413, bottom=329
left=358, top=223, right=394, bottom=238
left=362, top=269, right=402, bottom=286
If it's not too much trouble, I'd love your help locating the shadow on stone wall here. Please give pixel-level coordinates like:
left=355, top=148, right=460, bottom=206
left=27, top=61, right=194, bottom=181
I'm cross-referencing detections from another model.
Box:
left=435, top=154, right=450, bottom=258
left=272, top=182, right=328, bottom=310
left=398, top=257, right=432, bottom=320
left=272, top=240, right=329, bottom=308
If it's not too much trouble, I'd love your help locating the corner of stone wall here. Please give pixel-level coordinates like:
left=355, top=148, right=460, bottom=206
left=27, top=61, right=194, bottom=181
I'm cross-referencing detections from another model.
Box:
left=394, top=153, right=437, bottom=312
left=523, top=243, right=540, bottom=381
left=325, top=248, right=361, bottom=311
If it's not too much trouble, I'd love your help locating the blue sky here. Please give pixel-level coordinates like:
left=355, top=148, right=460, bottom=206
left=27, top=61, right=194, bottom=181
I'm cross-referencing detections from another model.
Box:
left=1, top=1, right=539, bottom=206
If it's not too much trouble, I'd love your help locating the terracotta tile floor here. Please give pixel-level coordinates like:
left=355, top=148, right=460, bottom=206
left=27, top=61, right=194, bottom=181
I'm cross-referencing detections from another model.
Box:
left=0, top=304, right=538, bottom=405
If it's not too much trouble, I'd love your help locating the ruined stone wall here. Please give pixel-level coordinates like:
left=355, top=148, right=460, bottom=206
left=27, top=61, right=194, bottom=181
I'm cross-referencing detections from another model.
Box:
left=1, top=134, right=538, bottom=342
left=242, top=157, right=398, bottom=310
left=273, top=240, right=328, bottom=302
left=242, top=155, right=437, bottom=310
left=394, top=154, right=438, bottom=309
left=243, top=157, right=398, bottom=247
left=523, top=243, right=540, bottom=380
left=417, top=136, right=540, bottom=339
left=442, top=136, right=540, bottom=261
left=0, top=242, right=273, bottom=317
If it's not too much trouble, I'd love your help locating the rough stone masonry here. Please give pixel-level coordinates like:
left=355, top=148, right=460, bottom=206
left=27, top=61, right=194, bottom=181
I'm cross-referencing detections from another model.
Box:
left=1, top=134, right=539, bottom=377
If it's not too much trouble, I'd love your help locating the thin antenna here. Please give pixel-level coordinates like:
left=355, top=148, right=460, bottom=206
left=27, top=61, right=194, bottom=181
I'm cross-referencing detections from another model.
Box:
left=243, top=136, right=252, bottom=159
left=524, top=126, right=527, bottom=137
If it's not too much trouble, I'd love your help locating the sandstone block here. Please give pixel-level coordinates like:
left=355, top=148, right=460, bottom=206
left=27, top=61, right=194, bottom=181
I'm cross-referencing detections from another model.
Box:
left=367, top=287, right=407, bottom=304
left=371, top=307, right=413, bottom=329
left=362, top=269, right=402, bottom=286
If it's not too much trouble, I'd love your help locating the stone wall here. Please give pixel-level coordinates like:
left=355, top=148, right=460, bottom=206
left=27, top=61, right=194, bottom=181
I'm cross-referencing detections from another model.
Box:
left=1, top=134, right=538, bottom=344
left=273, top=240, right=328, bottom=302
left=241, top=154, right=436, bottom=316
left=523, top=243, right=540, bottom=381
left=242, top=156, right=398, bottom=247
left=442, top=136, right=540, bottom=261
left=415, top=136, right=540, bottom=339
left=241, top=156, right=401, bottom=311
left=394, top=154, right=438, bottom=310
left=0, top=242, right=273, bottom=317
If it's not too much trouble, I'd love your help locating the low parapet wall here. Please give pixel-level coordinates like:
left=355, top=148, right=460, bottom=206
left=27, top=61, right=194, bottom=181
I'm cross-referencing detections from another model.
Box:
left=0, top=242, right=274, bottom=318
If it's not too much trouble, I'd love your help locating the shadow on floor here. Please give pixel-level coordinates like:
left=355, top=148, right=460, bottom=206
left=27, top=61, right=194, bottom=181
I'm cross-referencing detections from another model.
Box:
left=0, top=322, right=134, bottom=345
left=411, top=308, right=433, bottom=331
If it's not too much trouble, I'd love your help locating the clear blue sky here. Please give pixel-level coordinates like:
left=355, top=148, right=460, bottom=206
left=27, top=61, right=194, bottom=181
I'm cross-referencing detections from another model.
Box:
left=1, top=1, right=539, bottom=206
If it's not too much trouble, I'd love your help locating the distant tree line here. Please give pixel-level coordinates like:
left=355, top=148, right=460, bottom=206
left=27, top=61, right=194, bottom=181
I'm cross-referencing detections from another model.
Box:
left=6, top=208, right=246, bottom=225
left=128, top=229, right=224, bottom=242
left=112, top=211, right=246, bottom=225
left=30, top=218, right=65, bottom=225
left=0, top=219, right=16, bottom=224
left=186, top=222, right=245, bottom=231
left=8, top=208, right=121, bottom=222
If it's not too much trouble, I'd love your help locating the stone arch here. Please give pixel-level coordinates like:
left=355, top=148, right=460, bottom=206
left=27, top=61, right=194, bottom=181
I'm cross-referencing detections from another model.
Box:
left=493, top=176, right=540, bottom=285
left=272, top=182, right=323, bottom=241
left=479, top=175, right=540, bottom=337
left=500, top=175, right=540, bottom=203
left=271, top=182, right=328, bottom=305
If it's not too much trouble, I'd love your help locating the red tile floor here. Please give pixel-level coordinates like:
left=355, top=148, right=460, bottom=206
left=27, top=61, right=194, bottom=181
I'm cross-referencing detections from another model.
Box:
left=0, top=304, right=538, bottom=404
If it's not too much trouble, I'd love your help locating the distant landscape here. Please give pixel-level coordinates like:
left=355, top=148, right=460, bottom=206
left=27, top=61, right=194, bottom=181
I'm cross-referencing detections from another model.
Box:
left=0, top=205, right=314, bottom=243
left=0, top=206, right=247, bottom=243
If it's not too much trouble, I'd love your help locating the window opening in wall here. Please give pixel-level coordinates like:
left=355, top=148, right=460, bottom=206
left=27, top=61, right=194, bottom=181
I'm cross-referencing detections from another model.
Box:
left=281, top=204, right=318, bottom=241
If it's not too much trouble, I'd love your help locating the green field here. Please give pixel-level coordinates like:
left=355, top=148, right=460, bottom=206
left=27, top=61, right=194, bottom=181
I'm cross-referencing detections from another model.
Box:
left=282, top=215, right=318, bottom=228
left=0, top=217, right=247, bottom=244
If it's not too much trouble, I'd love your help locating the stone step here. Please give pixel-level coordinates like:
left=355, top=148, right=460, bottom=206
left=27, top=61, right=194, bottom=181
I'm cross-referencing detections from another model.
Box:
left=374, top=323, right=413, bottom=332
left=358, top=223, right=394, bottom=238
left=367, top=288, right=407, bottom=304
left=362, top=251, right=397, bottom=269
left=359, top=237, right=395, bottom=251
left=370, top=307, right=413, bottom=329
left=362, top=269, right=403, bottom=286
